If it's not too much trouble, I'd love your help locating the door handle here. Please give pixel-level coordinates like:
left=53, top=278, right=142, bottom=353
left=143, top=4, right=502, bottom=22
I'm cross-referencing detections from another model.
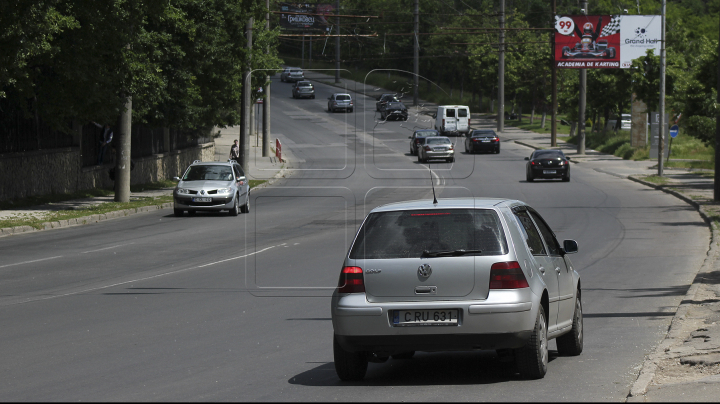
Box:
left=538, top=266, right=545, bottom=274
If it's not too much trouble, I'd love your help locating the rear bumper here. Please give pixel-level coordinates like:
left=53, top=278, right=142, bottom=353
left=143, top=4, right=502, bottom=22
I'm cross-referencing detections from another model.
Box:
left=470, top=141, right=499, bottom=151
left=530, top=166, right=569, bottom=178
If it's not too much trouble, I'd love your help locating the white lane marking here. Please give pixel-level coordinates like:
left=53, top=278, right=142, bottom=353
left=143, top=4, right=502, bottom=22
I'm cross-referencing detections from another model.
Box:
left=81, top=243, right=135, bottom=254
left=9, top=245, right=279, bottom=305
left=0, top=256, right=63, bottom=269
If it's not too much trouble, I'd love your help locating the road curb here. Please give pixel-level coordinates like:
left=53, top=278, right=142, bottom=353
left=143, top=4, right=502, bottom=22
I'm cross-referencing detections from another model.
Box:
left=625, top=175, right=720, bottom=400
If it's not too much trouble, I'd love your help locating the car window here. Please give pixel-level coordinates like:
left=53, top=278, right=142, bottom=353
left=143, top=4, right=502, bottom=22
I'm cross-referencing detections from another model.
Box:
left=291, top=69, right=302, bottom=73
left=533, top=150, right=563, bottom=159
left=513, top=209, right=546, bottom=256
left=472, top=131, right=495, bottom=137
left=233, top=165, right=245, bottom=178
left=458, top=108, right=468, bottom=118
left=349, top=209, right=509, bottom=259
left=336, top=95, right=351, bottom=100
left=183, top=165, right=233, bottom=181
left=529, top=211, right=561, bottom=256
left=446, top=109, right=456, bottom=118
left=426, top=138, right=450, bottom=145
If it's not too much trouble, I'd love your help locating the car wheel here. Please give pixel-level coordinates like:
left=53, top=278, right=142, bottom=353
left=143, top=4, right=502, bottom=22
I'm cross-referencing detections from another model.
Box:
left=496, top=145, right=500, bottom=154
left=556, top=295, right=583, bottom=356
left=391, top=351, right=415, bottom=360
left=349, top=108, right=353, bottom=113
left=328, top=105, right=331, bottom=112
left=333, top=335, right=368, bottom=381
left=229, top=195, right=239, bottom=216
left=241, top=191, right=250, bottom=213
left=514, top=305, right=548, bottom=379
left=311, top=95, right=315, bottom=99
left=526, top=169, right=534, bottom=182
left=174, top=208, right=183, bottom=217
left=187, top=210, right=196, bottom=216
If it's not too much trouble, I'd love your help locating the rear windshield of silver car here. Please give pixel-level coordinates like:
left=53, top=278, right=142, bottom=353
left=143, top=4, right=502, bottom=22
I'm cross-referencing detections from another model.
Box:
left=336, top=95, right=351, bottom=100
left=426, top=137, right=451, bottom=145
left=349, top=209, right=508, bottom=259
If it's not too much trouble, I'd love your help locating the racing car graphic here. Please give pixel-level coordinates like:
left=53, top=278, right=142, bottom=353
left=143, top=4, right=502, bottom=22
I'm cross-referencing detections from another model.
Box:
left=561, top=18, right=616, bottom=59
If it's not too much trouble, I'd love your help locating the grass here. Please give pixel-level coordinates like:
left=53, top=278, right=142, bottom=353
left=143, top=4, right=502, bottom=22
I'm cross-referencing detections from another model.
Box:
left=641, top=175, right=671, bottom=185
left=1, top=178, right=268, bottom=231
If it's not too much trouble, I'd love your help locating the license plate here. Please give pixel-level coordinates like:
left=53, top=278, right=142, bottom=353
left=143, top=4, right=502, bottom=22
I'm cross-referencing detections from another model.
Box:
left=543, top=170, right=556, bottom=174
left=192, top=197, right=212, bottom=202
left=393, top=309, right=459, bottom=326
left=481, top=140, right=491, bottom=143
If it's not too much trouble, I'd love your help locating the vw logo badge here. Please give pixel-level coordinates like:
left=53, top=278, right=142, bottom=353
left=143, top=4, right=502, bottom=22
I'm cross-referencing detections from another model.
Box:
left=200, top=190, right=205, bottom=195
left=418, top=264, right=432, bottom=278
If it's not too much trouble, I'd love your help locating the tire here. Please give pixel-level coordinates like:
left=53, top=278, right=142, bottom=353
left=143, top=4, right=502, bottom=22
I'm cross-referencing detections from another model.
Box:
left=527, top=169, right=534, bottom=182
left=241, top=191, right=250, bottom=213
left=174, top=208, right=183, bottom=217
left=391, top=351, right=415, bottom=360
left=464, top=142, right=468, bottom=153
left=333, top=335, right=368, bottom=381
left=349, top=108, right=353, bottom=113
left=561, top=46, right=570, bottom=58
left=514, top=305, right=548, bottom=379
left=556, top=296, right=583, bottom=356
left=447, top=157, right=454, bottom=163
left=495, top=145, right=500, bottom=154
left=229, top=194, right=239, bottom=216
left=328, top=105, right=331, bottom=112
left=187, top=210, right=196, bottom=216
left=311, top=95, right=315, bottom=99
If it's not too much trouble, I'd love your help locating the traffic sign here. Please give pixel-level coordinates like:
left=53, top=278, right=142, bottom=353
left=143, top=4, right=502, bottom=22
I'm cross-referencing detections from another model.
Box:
left=669, top=124, right=679, bottom=138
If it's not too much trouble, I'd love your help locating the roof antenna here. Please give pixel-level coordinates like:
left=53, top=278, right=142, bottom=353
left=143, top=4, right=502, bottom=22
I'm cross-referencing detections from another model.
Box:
left=429, top=162, right=438, bottom=205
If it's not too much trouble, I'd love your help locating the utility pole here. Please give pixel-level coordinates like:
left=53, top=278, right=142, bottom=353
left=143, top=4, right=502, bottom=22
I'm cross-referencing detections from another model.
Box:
left=497, top=0, right=505, bottom=133
left=551, top=0, right=557, bottom=147
left=413, top=0, right=419, bottom=107
left=335, top=0, right=340, bottom=83
left=241, top=17, right=253, bottom=174
left=658, top=0, right=666, bottom=176
left=115, top=95, right=132, bottom=202
left=263, top=0, right=271, bottom=158
left=715, top=10, right=720, bottom=200
left=301, top=33, right=305, bottom=69
left=577, top=3, right=587, bottom=154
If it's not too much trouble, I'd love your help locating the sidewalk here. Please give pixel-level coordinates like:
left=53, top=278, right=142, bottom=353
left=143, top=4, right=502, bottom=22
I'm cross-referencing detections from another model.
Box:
left=0, top=127, right=288, bottom=237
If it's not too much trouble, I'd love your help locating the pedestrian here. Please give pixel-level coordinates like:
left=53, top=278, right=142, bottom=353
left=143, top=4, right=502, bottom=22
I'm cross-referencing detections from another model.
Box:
left=230, top=139, right=240, bottom=163
left=92, top=122, right=113, bottom=165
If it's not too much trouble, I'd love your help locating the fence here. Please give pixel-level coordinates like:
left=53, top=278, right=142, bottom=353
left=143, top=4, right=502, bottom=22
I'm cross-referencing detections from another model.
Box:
left=0, top=99, right=75, bottom=153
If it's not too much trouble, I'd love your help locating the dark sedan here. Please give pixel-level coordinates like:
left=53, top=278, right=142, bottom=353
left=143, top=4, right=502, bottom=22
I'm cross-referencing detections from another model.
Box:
left=525, top=150, right=571, bottom=182
left=376, top=93, right=399, bottom=111
left=380, top=101, right=408, bottom=121
left=409, top=129, right=438, bottom=155
left=465, top=130, right=500, bottom=154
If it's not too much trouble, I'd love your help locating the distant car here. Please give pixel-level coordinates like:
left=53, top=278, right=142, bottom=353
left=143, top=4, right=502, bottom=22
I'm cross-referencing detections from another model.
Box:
left=525, top=150, right=571, bottom=182
left=328, top=93, right=354, bottom=113
left=173, top=160, right=250, bottom=216
left=292, top=81, right=315, bottom=99
left=376, top=93, right=399, bottom=111
left=281, top=67, right=304, bottom=82
left=418, top=136, right=454, bottom=163
left=331, top=197, right=583, bottom=381
left=465, top=130, right=500, bottom=154
left=380, top=101, right=408, bottom=121
left=409, top=129, right=438, bottom=156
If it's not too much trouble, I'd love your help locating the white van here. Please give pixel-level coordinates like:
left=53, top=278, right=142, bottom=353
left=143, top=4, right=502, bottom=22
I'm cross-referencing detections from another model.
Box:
left=435, top=105, right=470, bottom=136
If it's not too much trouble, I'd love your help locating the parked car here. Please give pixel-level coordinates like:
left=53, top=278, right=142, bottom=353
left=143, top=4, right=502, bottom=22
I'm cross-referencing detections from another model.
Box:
left=525, top=150, right=571, bottom=182
left=173, top=160, right=250, bottom=216
left=465, top=130, right=500, bottom=154
left=435, top=105, right=470, bottom=136
left=328, top=93, right=354, bottom=113
left=376, top=93, right=399, bottom=111
left=292, top=81, right=315, bottom=99
left=409, top=129, right=438, bottom=156
left=418, top=136, right=454, bottom=163
left=331, top=197, right=583, bottom=381
left=280, top=67, right=304, bottom=82
left=380, top=101, right=408, bottom=121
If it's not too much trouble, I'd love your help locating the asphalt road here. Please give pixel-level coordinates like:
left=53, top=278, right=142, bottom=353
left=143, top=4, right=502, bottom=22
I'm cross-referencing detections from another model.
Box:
left=0, top=74, right=709, bottom=401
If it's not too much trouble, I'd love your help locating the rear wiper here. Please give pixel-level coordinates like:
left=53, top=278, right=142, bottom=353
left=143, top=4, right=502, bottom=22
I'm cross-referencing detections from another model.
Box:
left=422, top=249, right=482, bottom=257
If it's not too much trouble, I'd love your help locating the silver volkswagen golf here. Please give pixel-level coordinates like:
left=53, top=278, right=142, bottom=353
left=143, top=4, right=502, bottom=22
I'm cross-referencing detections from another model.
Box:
left=331, top=198, right=582, bottom=380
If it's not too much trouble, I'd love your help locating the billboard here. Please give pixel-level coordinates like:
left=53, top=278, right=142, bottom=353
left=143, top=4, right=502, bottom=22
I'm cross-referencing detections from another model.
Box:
left=554, top=15, right=661, bottom=69
left=279, top=2, right=335, bottom=31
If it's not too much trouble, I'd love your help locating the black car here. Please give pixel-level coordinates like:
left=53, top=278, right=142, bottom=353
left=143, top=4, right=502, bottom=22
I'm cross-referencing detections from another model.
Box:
left=465, top=130, right=500, bottom=154
left=376, top=93, right=399, bottom=111
left=408, top=129, right=438, bottom=155
left=292, top=81, right=315, bottom=99
left=380, top=101, right=408, bottom=121
left=525, top=150, right=571, bottom=182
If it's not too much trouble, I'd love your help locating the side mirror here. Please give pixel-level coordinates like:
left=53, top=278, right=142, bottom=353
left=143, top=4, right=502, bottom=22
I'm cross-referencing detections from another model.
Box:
left=237, top=176, right=246, bottom=183
left=408, top=136, right=412, bottom=139
left=562, top=239, right=578, bottom=254
left=328, top=96, right=332, bottom=100
left=524, top=157, right=530, bottom=161
left=432, top=113, right=437, bottom=119
left=173, top=176, right=181, bottom=181
left=566, top=156, right=571, bottom=160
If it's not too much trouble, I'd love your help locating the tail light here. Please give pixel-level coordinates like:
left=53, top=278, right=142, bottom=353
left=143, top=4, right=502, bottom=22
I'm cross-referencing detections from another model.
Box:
left=468, top=119, right=471, bottom=125
left=449, top=144, right=454, bottom=150
left=493, top=137, right=499, bottom=142
left=489, top=261, right=529, bottom=289
left=424, top=145, right=432, bottom=151
left=337, top=266, right=365, bottom=293
left=530, top=161, right=536, bottom=165
left=442, top=118, right=445, bottom=128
